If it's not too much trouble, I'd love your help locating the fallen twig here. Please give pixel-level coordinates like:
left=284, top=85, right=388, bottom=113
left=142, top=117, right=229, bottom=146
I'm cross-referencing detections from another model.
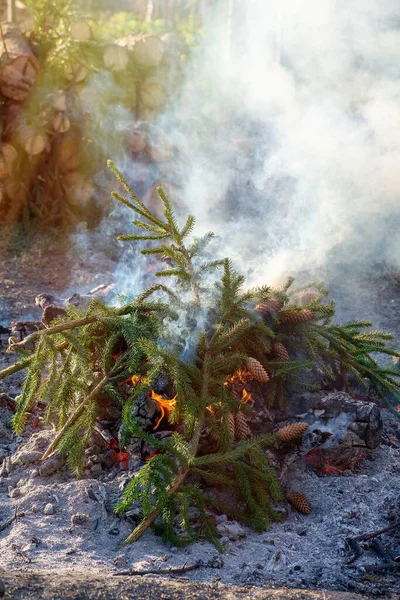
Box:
left=113, top=560, right=203, bottom=577
left=364, top=563, right=400, bottom=572
left=350, top=521, right=400, bottom=542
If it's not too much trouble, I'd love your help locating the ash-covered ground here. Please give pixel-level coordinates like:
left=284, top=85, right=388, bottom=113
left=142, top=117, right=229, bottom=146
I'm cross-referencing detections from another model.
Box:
left=1, top=246, right=400, bottom=598
left=0, top=401, right=399, bottom=598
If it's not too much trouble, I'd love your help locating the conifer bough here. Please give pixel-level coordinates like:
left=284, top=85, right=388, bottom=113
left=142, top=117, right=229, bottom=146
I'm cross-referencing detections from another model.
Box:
left=3, top=159, right=400, bottom=549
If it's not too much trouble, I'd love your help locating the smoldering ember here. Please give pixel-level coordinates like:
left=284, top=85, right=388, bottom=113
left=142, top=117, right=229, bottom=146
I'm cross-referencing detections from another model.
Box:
left=1, top=2, right=400, bottom=600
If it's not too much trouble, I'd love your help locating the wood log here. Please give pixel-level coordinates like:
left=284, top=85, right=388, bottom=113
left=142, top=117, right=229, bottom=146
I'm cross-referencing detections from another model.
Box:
left=117, top=34, right=164, bottom=68
left=1, top=99, right=24, bottom=142
left=53, top=92, right=67, bottom=111
left=62, top=171, right=94, bottom=208
left=70, top=20, right=92, bottom=42
left=65, top=62, right=87, bottom=83
left=18, top=125, right=47, bottom=155
left=103, top=44, right=130, bottom=72
left=0, top=143, right=17, bottom=178
left=139, top=77, right=167, bottom=109
left=0, top=23, right=39, bottom=102
left=54, top=131, right=81, bottom=173
left=53, top=112, right=71, bottom=133
left=0, top=180, right=6, bottom=207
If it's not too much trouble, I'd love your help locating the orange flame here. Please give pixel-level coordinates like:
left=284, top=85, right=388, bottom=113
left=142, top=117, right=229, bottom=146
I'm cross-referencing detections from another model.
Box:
left=151, top=390, right=177, bottom=430
left=131, top=374, right=140, bottom=385
left=241, top=389, right=253, bottom=404
left=225, top=369, right=253, bottom=387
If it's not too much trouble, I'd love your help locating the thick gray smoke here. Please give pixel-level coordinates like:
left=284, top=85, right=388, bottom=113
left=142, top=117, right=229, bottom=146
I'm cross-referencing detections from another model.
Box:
left=150, top=0, right=400, bottom=287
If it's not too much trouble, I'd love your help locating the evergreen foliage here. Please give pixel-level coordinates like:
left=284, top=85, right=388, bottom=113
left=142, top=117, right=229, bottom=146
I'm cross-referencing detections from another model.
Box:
left=2, top=160, right=400, bottom=548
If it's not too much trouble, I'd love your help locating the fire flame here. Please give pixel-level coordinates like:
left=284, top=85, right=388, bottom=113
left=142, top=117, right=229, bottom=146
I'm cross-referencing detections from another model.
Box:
left=241, top=389, right=253, bottom=404
left=131, top=374, right=140, bottom=385
left=224, top=369, right=253, bottom=387
left=151, top=390, right=177, bottom=430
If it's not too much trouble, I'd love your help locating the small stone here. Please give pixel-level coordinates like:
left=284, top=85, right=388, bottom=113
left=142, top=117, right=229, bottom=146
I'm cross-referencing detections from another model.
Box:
left=30, top=470, right=39, bottom=479
left=90, top=463, right=103, bottom=478
left=108, top=526, right=120, bottom=536
left=31, top=504, right=40, bottom=513
left=9, top=487, right=20, bottom=498
left=215, top=514, right=228, bottom=524
left=66, top=547, right=77, bottom=555
left=12, top=450, right=42, bottom=466
left=39, top=454, right=65, bottom=477
left=44, top=503, right=55, bottom=515
left=207, top=556, right=224, bottom=569
left=216, top=519, right=246, bottom=541
left=71, top=513, right=89, bottom=526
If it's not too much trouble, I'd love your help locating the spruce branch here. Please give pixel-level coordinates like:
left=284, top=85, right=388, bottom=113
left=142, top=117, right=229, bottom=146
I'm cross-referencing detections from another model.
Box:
left=41, top=373, right=111, bottom=461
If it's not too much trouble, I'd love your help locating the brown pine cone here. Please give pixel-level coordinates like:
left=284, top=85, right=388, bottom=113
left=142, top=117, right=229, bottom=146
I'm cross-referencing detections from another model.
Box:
left=279, top=309, right=316, bottom=325
left=255, top=300, right=284, bottom=318
left=226, top=413, right=235, bottom=437
left=286, top=490, right=312, bottom=515
left=277, top=422, right=309, bottom=442
left=246, top=357, right=269, bottom=382
left=272, top=342, right=290, bottom=361
left=235, top=412, right=251, bottom=440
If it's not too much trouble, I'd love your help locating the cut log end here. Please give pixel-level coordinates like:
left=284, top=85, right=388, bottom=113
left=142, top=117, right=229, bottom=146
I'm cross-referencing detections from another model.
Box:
left=0, top=55, right=40, bottom=102
left=139, top=78, right=167, bottom=109
left=131, top=35, right=164, bottom=68
left=103, top=45, right=129, bottom=72
left=70, top=20, right=92, bottom=42
left=65, top=63, right=88, bottom=83
left=19, top=127, right=47, bottom=156
left=53, top=113, right=71, bottom=133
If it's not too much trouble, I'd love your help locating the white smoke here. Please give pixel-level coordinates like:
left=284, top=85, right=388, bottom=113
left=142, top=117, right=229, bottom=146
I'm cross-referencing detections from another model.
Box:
left=149, top=0, right=400, bottom=287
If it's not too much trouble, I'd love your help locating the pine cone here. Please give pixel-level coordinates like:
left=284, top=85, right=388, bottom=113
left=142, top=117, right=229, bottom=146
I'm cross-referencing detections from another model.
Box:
left=235, top=412, right=251, bottom=440
left=277, top=422, right=309, bottom=442
left=279, top=309, right=316, bottom=325
left=255, top=300, right=284, bottom=318
left=272, top=342, right=290, bottom=361
left=286, top=490, right=312, bottom=515
left=246, top=357, right=269, bottom=383
left=226, top=413, right=235, bottom=437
